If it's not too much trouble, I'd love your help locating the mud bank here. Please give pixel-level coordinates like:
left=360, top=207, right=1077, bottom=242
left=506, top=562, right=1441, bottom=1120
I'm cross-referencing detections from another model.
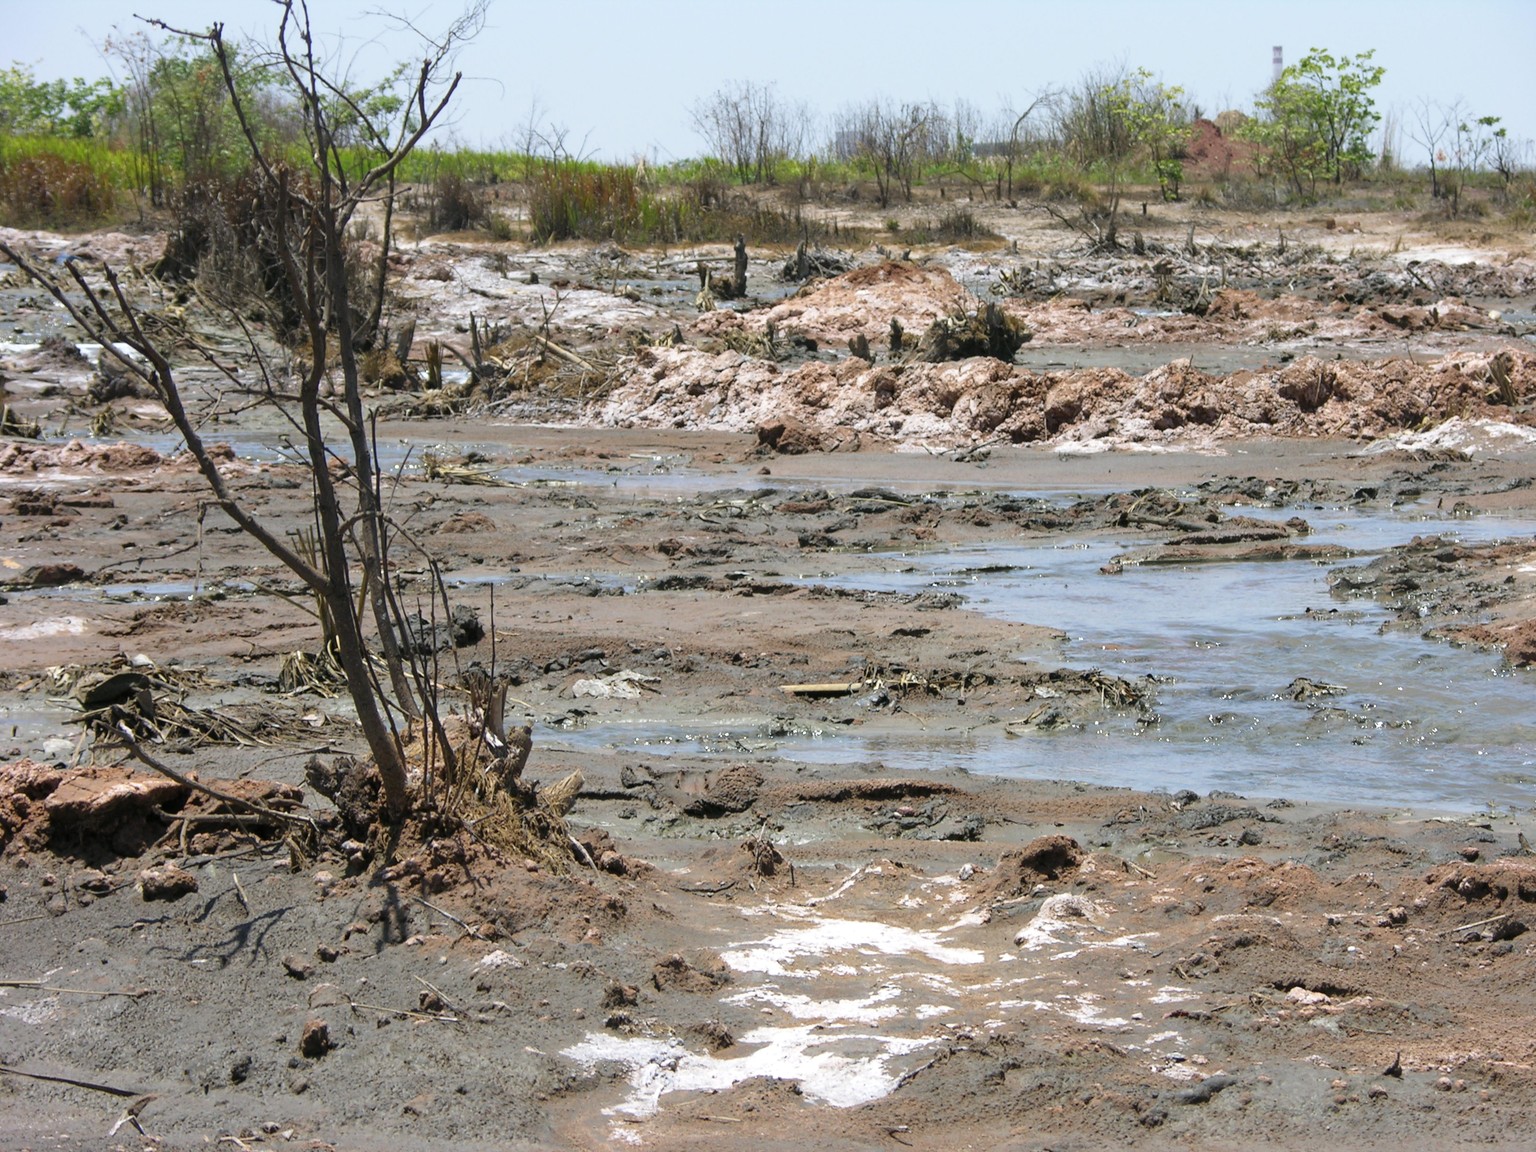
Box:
left=1, top=204, right=1535, bottom=1150
left=598, top=341, right=1536, bottom=452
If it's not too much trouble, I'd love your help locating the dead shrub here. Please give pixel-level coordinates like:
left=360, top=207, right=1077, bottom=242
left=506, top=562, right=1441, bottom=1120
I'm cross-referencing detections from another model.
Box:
left=0, top=152, right=116, bottom=226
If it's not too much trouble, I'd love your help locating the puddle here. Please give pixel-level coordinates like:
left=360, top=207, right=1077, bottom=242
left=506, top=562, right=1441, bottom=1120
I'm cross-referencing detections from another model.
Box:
left=0, top=340, right=143, bottom=365
left=22, top=579, right=259, bottom=605
left=557, top=507, right=1536, bottom=811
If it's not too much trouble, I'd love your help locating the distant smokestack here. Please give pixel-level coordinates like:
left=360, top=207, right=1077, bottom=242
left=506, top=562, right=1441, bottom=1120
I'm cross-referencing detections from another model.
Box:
left=1273, top=46, right=1284, bottom=84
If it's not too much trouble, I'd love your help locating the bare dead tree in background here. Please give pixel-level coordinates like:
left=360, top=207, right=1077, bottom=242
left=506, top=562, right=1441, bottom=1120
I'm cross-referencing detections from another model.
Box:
left=1002, top=92, right=1057, bottom=202
left=690, top=80, right=812, bottom=185
left=1, top=0, right=485, bottom=816
left=833, top=99, right=943, bottom=208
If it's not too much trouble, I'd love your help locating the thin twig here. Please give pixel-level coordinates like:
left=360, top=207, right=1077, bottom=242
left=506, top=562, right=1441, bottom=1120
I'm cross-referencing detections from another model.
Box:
left=0, top=980, right=153, bottom=999
left=413, top=975, right=463, bottom=1014
left=409, top=894, right=488, bottom=941
left=231, top=872, right=252, bottom=915
left=349, top=999, right=458, bottom=1023
left=0, top=1064, right=142, bottom=1097
left=1443, top=912, right=1511, bottom=936
left=113, top=723, right=318, bottom=839
left=569, top=834, right=598, bottom=871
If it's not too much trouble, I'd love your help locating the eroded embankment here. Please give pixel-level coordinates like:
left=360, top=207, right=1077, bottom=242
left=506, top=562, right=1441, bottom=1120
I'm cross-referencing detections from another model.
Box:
left=597, top=261, right=1536, bottom=452
left=599, top=342, right=1536, bottom=452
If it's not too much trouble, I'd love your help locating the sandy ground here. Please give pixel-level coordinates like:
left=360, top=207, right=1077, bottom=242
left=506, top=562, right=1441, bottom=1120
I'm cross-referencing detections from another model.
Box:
left=1, top=196, right=1535, bottom=1150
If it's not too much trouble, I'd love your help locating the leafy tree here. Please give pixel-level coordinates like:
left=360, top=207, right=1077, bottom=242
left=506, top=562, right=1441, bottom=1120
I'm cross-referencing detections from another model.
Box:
left=1111, top=69, right=1191, bottom=201
left=1245, top=48, right=1385, bottom=196
left=1048, top=66, right=1190, bottom=246
left=1447, top=114, right=1506, bottom=216
left=0, top=64, right=120, bottom=138
left=1410, top=99, right=1511, bottom=213
left=1000, top=92, right=1055, bottom=203
left=104, top=31, right=282, bottom=205
left=834, top=99, right=943, bottom=208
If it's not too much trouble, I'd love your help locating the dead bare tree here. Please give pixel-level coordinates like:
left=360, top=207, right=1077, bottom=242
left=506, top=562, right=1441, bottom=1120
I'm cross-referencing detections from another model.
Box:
left=1002, top=91, right=1057, bottom=202
left=0, top=1, right=485, bottom=817
left=1408, top=97, right=1454, bottom=202
left=834, top=99, right=943, bottom=208
left=690, top=80, right=812, bottom=185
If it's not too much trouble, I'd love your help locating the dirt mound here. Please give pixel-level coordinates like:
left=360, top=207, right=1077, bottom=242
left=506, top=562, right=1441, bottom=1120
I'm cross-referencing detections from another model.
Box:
left=1182, top=117, right=1258, bottom=180
left=681, top=763, right=763, bottom=816
left=981, top=834, right=1084, bottom=898
left=652, top=951, right=731, bottom=993
left=1, top=761, right=189, bottom=858
left=1452, top=618, right=1536, bottom=666
left=1419, top=859, right=1536, bottom=912
left=755, top=413, right=866, bottom=454
left=435, top=511, right=498, bottom=535
left=1200, top=288, right=1315, bottom=322
left=1177, top=856, right=1328, bottom=914
left=698, top=260, right=975, bottom=349
left=598, top=344, right=1536, bottom=451
left=0, top=438, right=164, bottom=475
left=0, top=759, right=66, bottom=850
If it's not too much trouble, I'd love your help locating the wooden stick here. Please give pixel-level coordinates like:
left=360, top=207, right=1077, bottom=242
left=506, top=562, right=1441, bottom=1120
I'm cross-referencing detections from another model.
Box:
left=569, top=833, right=598, bottom=871
left=231, top=872, right=252, bottom=915
left=349, top=1000, right=458, bottom=1023
left=0, top=980, right=152, bottom=998
left=409, top=894, right=487, bottom=941
left=413, top=975, right=463, bottom=1014
left=0, top=1064, right=142, bottom=1097
left=529, top=334, right=596, bottom=372
left=115, top=722, right=317, bottom=838
left=1443, top=912, right=1510, bottom=936
left=781, top=680, right=863, bottom=697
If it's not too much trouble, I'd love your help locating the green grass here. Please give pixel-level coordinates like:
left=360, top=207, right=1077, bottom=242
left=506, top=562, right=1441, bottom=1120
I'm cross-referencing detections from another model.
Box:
left=0, top=136, right=133, bottom=225
left=523, top=160, right=861, bottom=246
left=5, top=126, right=1533, bottom=241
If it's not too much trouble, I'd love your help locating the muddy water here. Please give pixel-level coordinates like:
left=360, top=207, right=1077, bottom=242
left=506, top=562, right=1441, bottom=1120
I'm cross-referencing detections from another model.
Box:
left=11, top=404, right=1532, bottom=809
left=568, top=506, right=1536, bottom=812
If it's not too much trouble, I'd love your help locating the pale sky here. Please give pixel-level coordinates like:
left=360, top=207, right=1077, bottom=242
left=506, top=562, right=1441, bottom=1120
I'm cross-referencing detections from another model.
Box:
left=7, top=0, right=1535, bottom=164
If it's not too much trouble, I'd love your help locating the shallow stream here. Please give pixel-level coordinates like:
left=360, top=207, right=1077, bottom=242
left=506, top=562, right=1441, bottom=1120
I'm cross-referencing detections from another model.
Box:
left=561, top=504, right=1536, bottom=812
